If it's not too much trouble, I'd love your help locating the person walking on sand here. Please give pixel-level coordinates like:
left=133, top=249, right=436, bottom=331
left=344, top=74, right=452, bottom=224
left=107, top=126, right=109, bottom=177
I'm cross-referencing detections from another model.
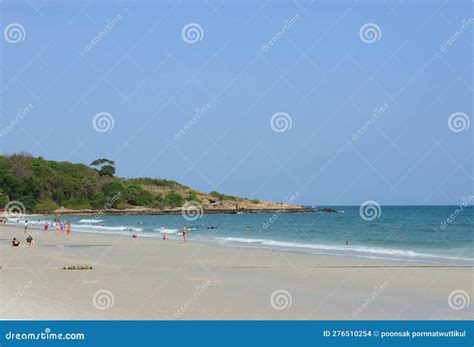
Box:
left=24, top=220, right=28, bottom=234
left=44, top=221, right=49, bottom=232
left=182, top=226, right=187, bottom=244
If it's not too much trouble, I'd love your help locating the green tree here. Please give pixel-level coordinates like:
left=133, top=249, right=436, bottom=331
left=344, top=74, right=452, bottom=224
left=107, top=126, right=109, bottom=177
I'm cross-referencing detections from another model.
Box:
left=165, top=191, right=183, bottom=208
left=90, top=158, right=116, bottom=176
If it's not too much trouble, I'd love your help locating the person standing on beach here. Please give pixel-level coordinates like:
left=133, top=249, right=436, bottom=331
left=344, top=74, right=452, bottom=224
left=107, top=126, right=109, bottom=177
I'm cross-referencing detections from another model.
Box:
left=182, top=226, right=187, bottom=244
left=24, top=220, right=28, bottom=234
left=44, top=221, right=49, bottom=232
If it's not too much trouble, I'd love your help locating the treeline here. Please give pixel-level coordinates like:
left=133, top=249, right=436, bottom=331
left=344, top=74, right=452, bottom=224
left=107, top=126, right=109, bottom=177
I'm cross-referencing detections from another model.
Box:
left=0, top=154, right=198, bottom=212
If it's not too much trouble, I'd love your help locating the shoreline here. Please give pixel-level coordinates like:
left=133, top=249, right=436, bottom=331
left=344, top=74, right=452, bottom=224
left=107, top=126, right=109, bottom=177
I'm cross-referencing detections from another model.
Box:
left=6, top=217, right=473, bottom=266
left=1, top=224, right=472, bottom=320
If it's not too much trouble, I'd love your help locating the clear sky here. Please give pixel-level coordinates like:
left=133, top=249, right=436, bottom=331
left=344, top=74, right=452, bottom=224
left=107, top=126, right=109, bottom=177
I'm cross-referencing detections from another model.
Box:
left=0, top=0, right=472, bottom=205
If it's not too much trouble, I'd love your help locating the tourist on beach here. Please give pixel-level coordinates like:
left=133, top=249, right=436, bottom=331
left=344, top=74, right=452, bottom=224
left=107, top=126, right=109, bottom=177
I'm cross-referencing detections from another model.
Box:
left=44, top=221, right=49, bottom=231
left=11, top=238, right=20, bottom=247
left=66, top=222, right=72, bottom=234
left=163, top=231, right=169, bottom=240
left=26, top=235, right=35, bottom=247
left=56, top=220, right=60, bottom=233
left=182, top=226, right=187, bottom=243
left=24, top=220, right=28, bottom=234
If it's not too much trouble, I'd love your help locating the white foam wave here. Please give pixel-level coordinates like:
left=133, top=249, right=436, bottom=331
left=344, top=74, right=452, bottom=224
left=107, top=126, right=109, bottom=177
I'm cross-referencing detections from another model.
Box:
left=153, top=228, right=179, bottom=234
left=78, top=219, right=103, bottom=223
left=215, top=237, right=474, bottom=262
left=216, top=237, right=264, bottom=243
left=73, top=224, right=143, bottom=232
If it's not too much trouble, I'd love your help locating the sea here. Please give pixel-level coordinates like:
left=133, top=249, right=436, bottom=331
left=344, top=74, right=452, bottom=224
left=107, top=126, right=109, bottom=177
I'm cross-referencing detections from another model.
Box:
left=13, top=206, right=473, bottom=265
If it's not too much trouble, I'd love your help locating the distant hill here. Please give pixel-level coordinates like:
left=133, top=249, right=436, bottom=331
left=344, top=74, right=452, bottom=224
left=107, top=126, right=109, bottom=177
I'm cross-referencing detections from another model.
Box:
left=0, top=154, right=306, bottom=214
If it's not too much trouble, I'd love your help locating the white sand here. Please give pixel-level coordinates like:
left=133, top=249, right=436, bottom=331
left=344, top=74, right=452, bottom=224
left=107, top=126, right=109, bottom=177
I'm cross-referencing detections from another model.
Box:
left=0, top=225, right=472, bottom=320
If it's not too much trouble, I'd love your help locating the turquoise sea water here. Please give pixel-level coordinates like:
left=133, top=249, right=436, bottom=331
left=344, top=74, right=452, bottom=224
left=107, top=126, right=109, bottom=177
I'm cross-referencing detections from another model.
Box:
left=18, top=206, right=473, bottom=265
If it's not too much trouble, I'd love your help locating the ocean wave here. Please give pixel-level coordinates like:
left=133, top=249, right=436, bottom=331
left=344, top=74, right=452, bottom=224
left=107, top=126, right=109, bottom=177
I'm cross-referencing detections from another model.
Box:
left=153, top=228, right=179, bottom=234
left=73, top=224, right=143, bottom=232
left=78, top=219, right=103, bottom=223
left=216, top=237, right=264, bottom=243
left=214, top=237, right=474, bottom=262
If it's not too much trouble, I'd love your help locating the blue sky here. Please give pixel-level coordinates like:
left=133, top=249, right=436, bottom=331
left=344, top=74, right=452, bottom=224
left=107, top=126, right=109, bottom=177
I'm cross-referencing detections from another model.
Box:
left=0, top=0, right=472, bottom=205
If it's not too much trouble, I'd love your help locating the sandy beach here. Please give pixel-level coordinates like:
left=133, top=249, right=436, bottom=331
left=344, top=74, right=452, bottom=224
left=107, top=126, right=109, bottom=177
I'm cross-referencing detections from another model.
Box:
left=0, top=224, right=472, bottom=320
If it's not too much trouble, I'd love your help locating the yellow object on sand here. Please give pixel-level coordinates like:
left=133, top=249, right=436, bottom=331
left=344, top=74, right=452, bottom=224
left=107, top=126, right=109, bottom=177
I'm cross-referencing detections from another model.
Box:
left=62, top=265, right=93, bottom=270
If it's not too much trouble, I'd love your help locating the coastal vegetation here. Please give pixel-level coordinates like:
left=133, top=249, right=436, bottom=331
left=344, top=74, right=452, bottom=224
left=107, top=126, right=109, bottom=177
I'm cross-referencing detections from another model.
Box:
left=0, top=154, right=192, bottom=212
left=0, top=154, right=300, bottom=214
